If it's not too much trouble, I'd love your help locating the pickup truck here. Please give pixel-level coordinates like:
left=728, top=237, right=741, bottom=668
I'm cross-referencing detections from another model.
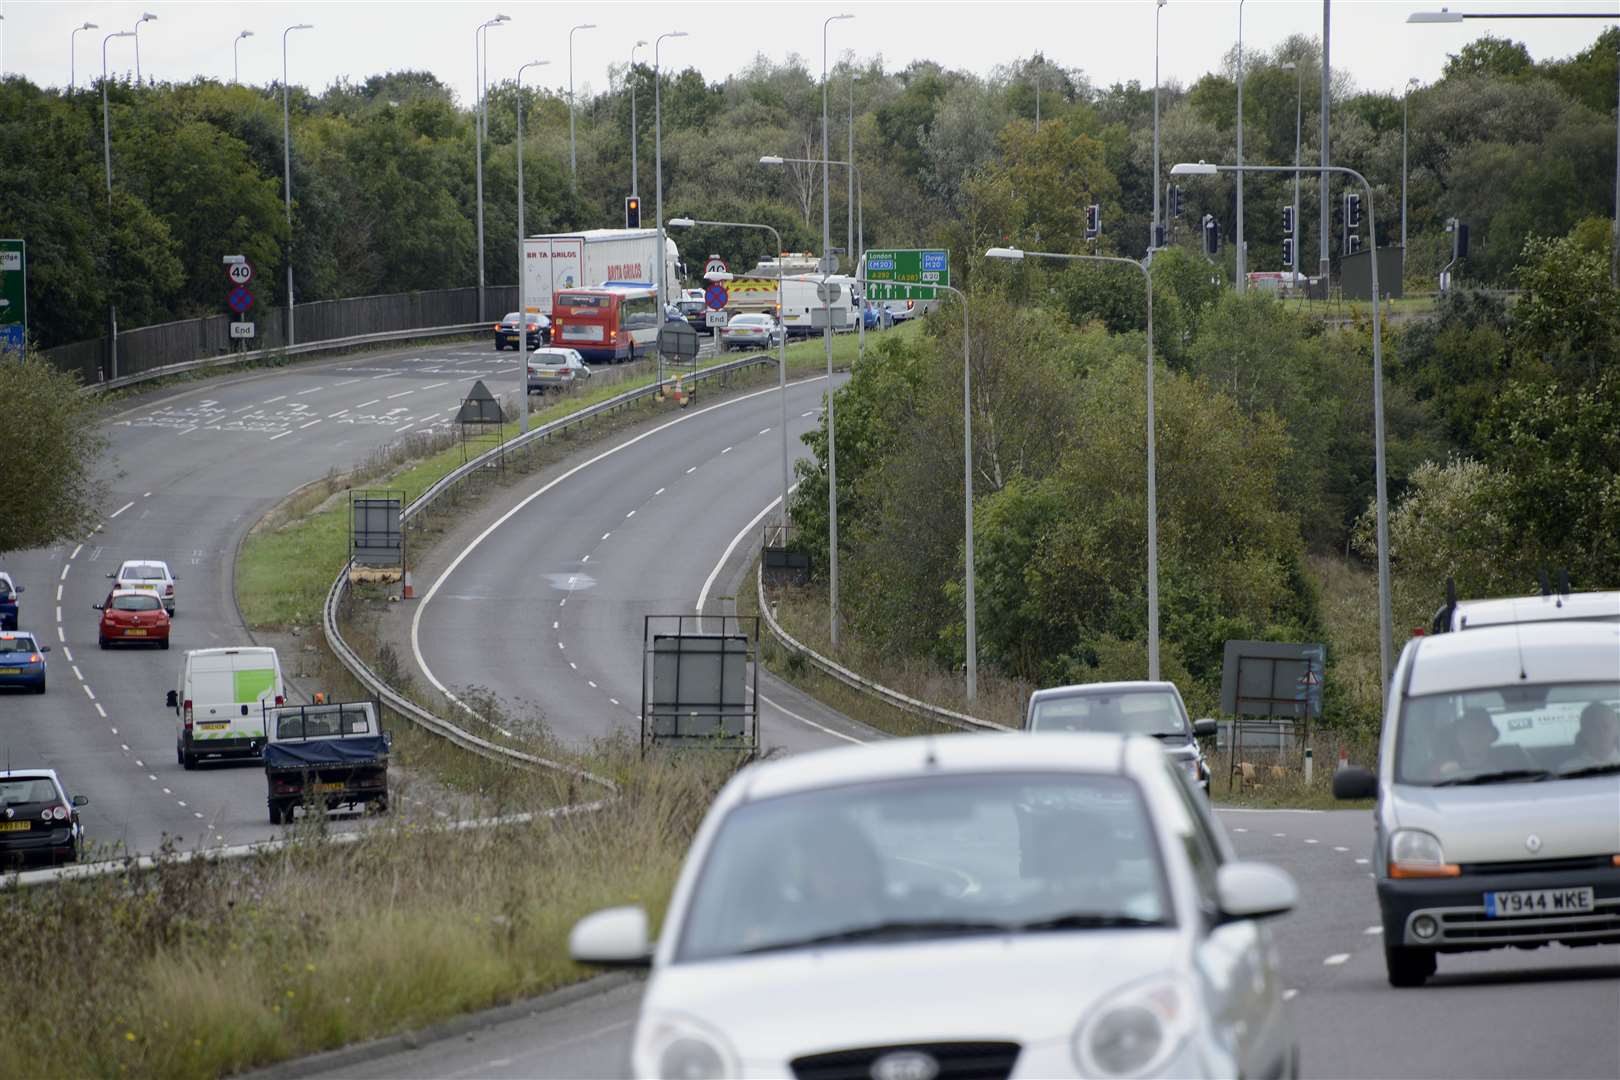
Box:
left=0, top=572, right=22, bottom=631
left=263, top=700, right=390, bottom=824
left=526, top=346, right=594, bottom=395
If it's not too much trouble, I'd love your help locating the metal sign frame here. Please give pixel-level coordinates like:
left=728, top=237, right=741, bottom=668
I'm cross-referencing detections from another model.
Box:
left=349, top=489, right=405, bottom=569
left=640, top=612, right=760, bottom=756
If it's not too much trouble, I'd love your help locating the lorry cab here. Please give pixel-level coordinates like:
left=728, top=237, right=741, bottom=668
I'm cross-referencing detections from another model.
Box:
left=264, top=700, right=391, bottom=824
left=167, top=647, right=285, bottom=769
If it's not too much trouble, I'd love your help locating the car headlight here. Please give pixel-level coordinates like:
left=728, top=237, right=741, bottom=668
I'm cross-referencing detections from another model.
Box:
left=1073, top=974, right=1195, bottom=1078
left=1179, top=757, right=1201, bottom=780
left=1388, top=828, right=1459, bottom=878
left=633, top=1013, right=738, bottom=1080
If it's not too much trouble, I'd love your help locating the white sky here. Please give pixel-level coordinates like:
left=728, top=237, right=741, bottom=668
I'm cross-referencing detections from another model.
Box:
left=1, top=0, right=1614, bottom=103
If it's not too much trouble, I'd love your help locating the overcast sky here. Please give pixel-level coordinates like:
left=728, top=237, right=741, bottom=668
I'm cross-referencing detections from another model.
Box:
left=2, top=1, right=1614, bottom=105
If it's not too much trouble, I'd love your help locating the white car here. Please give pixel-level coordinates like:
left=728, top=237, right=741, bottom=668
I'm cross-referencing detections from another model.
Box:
left=109, top=559, right=177, bottom=615
left=571, top=733, right=1299, bottom=1080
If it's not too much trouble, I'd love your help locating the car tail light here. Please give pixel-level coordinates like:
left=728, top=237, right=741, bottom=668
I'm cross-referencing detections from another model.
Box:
left=274, top=695, right=285, bottom=705
left=183, top=699, right=193, bottom=730
left=52, top=805, right=68, bottom=821
left=165, top=584, right=174, bottom=595
left=29, top=653, right=41, bottom=663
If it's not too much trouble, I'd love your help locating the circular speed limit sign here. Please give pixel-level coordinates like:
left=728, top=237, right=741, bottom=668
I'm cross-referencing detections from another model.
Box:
left=227, top=261, right=254, bottom=286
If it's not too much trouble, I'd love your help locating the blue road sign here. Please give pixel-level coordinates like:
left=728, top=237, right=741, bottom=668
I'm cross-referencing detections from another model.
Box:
left=228, top=286, right=254, bottom=314
left=705, top=283, right=729, bottom=310
left=0, top=324, right=23, bottom=356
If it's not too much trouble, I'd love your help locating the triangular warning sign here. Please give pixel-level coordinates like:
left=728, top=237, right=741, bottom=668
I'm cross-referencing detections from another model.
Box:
left=1300, top=667, right=1321, bottom=687
left=456, top=379, right=505, bottom=424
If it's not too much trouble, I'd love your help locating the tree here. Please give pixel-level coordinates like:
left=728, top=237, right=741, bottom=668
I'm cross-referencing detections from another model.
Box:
left=1443, top=35, right=1534, bottom=82
left=0, top=357, right=105, bottom=555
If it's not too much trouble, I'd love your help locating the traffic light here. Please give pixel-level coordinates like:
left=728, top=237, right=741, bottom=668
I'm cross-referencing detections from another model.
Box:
left=1456, top=222, right=1469, bottom=259
left=1169, top=184, right=1183, bottom=218
left=1282, top=237, right=1294, bottom=268
left=1154, top=225, right=1166, bottom=249
left=1202, top=214, right=1221, bottom=256
left=1282, top=205, right=1294, bottom=236
left=1085, top=203, right=1101, bottom=239
left=1345, top=192, right=1361, bottom=230
left=1347, top=233, right=1363, bottom=254
left=625, top=195, right=641, bottom=228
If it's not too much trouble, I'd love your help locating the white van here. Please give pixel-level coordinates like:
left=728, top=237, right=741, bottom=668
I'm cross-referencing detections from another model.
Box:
left=166, top=647, right=286, bottom=769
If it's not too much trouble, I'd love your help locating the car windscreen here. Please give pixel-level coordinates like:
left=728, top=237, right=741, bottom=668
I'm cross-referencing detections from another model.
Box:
left=1030, top=690, right=1187, bottom=736
left=0, top=636, right=38, bottom=655
left=676, top=772, right=1171, bottom=963
left=0, top=579, right=12, bottom=598
left=0, top=777, right=58, bottom=805
left=122, top=565, right=164, bottom=580
left=110, top=595, right=162, bottom=611
left=500, top=312, right=521, bottom=323
left=1396, top=680, right=1620, bottom=784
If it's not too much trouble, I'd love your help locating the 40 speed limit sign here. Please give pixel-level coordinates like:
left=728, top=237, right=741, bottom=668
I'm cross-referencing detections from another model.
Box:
left=224, top=255, right=254, bottom=286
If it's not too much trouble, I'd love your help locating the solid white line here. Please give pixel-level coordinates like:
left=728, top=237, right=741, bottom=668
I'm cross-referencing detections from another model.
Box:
left=109, top=500, right=135, bottom=519
left=1323, top=954, right=1349, bottom=966
left=82, top=685, right=95, bottom=700
left=299, top=418, right=322, bottom=430
left=696, top=487, right=796, bottom=619
left=268, top=430, right=294, bottom=441
left=409, top=376, right=831, bottom=708
left=70, top=544, right=82, bottom=559
left=760, top=691, right=863, bottom=744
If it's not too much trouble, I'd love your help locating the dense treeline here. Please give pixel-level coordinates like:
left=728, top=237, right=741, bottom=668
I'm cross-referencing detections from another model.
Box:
left=2, top=28, right=1613, bottom=350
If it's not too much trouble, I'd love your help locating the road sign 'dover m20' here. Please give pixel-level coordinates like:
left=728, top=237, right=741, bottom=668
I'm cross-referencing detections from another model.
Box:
left=0, top=239, right=25, bottom=356
left=863, top=249, right=949, bottom=301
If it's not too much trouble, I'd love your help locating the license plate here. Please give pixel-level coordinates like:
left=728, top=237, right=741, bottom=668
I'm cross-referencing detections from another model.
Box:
left=200, top=722, right=229, bottom=730
left=0, top=821, right=29, bottom=832
left=315, top=781, right=345, bottom=793
left=1484, top=887, right=1595, bottom=918
left=561, top=325, right=603, bottom=342
left=0, top=668, right=20, bottom=675
left=133, top=584, right=155, bottom=591
left=125, top=629, right=147, bottom=636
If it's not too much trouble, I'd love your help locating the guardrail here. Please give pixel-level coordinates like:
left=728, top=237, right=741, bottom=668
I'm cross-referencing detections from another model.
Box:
left=756, top=563, right=1008, bottom=733
left=323, top=352, right=779, bottom=783
left=78, top=322, right=488, bottom=396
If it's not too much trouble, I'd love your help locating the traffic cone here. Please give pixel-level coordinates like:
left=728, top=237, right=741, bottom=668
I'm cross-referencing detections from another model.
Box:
left=402, top=571, right=415, bottom=600
left=1337, top=746, right=1350, bottom=772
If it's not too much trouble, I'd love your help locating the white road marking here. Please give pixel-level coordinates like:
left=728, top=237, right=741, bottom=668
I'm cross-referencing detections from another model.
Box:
left=1364, top=926, right=1382, bottom=935
left=387, top=390, right=415, bottom=399
left=70, top=544, right=82, bottom=559
left=60, top=565, right=69, bottom=581
left=94, top=704, right=106, bottom=718
left=177, top=800, right=187, bottom=808
left=142, top=492, right=151, bottom=498
left=697, top=486, right=796, bottom=621
left=162, top=788, right=172, bottom=795
left=1323, top=954, right=1349, bottom=966
left=335, top=377, right=362, bottom=386
left=356, top=399, right=381, bottom=408
left=569, top=662, right=577, bottom=670
left=625, top=510, right=635, bottom=518
left=82, top=685, right=95, bottom=700
left=609, top=698, right=620, bottom=706
left=686, top=466, right=697, bottom=474
left=62, top=646, right=72, bottom=661
left=55, top=584, right=62, bottom=601
left=371, top=371, right=399, bottom=380
left=1334, top=845, right=1349, bottom=852
left=300, top=418, right=322, bottom=429
left=760, top=691, right=862, bottom=744
left=72, top=665, right=83, bottom=680
left=120, top=744, right=130, bottom=752
left=56, top=627, right=64, bottom=642
left=420, top=381, right=449, bottom=390
left=55, top=606, right=62, bottom=622
left=1273, top=833, right=1287, bottom=837
left=395, top=425, right=415, bottom=435
left=721, top=446, right=732, bottom=454
left=581, top=555, right=590, bottom=563
left=587, top=680, right=597, bottom=688
left=1233, top=827, right=1248, bottom=833
left=557, top=642, right=565, bottom=649
left=109, top=726, right=116, bottom=734
left=136, top=761, right=144, bottom=769
left=1282, top=989, right=1299, bottom=1001
left=268, top=430, right=294, bottom=441
left=759, top=428, right=771, bottom=435
left=1355, top=858, right=1369, bottom=865
left=327, top=410, right=350, bottom=418
left=263, top=395, right=287, bottom=404
left=297, top=387, right=322, bottom=396
left=654, top=487, right=665, bottom=496
left=1305, top=838, right=1318, bottom=845
left=801, top=410, right=816, bottom=417
left=601, top=533, right=611, bottom=541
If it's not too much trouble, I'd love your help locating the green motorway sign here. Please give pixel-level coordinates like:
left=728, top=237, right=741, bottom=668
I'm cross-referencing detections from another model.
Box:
left=863, top=248, right=949, bottom=301
left=0, top=239, right=24, bottom=356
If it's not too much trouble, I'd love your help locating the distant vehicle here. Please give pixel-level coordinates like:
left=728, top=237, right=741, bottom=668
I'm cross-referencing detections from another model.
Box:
left=264, top=700, right=391, bottom=825
left=677, top=295, right=709, bottom=331
left=94, top=589, right=171, bottom=649
left=551, top=285, right=661, bottom=363
left=527, top=347, right=593, bottom=394
left=1335, top=621, right=1620, bottom=987
left=718, top=312, right=784, bottom=351
left=494, top=310, right=550, bottom=351
left=109, top=559, right=176, bottom=616
left=167, top=646, right=286, bottom=769
left=571, top=733, right=1299, bottom=1080
left=0, top=769, right=88, bottom=867
left=0, top=571, right=23, bottom=630
left=0, top=630, right=50, bottom=693
left=1430, top=577, right=1620, bottom=635
left=1025, top=681, right=1217, bottom=794
left=778, top=273, right=860, bottom=337
left=523, top=229, right=683, bottom=316
left=885, top=296, right=934, bottom=323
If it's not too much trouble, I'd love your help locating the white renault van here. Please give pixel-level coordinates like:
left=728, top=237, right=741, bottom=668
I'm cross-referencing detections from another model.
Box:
left=166, top=647, right=286, bottom=769
left=1336, top=622, right=1620, bottom=986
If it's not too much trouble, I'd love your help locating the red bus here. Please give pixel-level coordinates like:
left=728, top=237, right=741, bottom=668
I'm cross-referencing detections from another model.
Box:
left=550, top=284, right=660, bottom=363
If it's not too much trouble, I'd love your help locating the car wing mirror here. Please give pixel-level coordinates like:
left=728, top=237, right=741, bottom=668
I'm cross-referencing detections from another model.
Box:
left=1216, top=862, right=1297, bottom=922
left=72, top=795, right=89, bottom=807
left=39, top=645, right=51, bottom=653
left=106, top=572, right=115, bottom=579
left=12, top=585, right=22, bottom=594
left=569, top=905, right=653, bottom=968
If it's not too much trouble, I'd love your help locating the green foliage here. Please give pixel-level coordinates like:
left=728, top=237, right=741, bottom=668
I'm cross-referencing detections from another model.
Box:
left=1443, top=35, right=1535, bottom=82
left=0, top=356, right=106, bottom=555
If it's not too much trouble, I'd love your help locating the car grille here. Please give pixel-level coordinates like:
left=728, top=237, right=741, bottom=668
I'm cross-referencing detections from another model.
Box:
left=1460, top=855, right=1616, bottom=875
left=791, top=1041, right=1021, bottom=1080
left=1430, top=897, right=1620, bottom=945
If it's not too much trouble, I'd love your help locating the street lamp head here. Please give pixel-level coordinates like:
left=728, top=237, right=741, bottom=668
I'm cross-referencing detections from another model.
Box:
left=831, top=13, right=855, bottom=21
left=139, top=12, right=158, bottom=24
left=1408, top=77, right=1422, bottom=89
left=111, top=30, right=135, bottom=40
left=667, top=217, right=696, bottom=229
left=1170, top=161, right=1218, bottom=176
left=635, top=39, right=648, bottom=47
left=984, top=247, right=1026, bottom=261
left=1281, top=61, right=1297, bottom=71
left=290, top=24, right=314, bottom=32
left=238, top=30, right=254, bottom=40
left=494, top=14, right=512, bottom=23
left=1407, top=10, right=1465, bottom=23
left=759, top=155, right=786, bottom=165
left=668, top=30, right=689, bottom=39
left=82, top=21, right=99, bottom=30
left=574, top=23, right=598, bottom=31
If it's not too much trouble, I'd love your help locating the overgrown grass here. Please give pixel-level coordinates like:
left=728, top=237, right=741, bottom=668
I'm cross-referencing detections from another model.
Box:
left=0, top=746, right=735, bottom=1080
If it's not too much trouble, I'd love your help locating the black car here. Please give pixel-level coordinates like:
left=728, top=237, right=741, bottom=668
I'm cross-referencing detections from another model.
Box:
left=0, top=769, right=87, bottom=867
left=494, top=311, right=551, bottom=351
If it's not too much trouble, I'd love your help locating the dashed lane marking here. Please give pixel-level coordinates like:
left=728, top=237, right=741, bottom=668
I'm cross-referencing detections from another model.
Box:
left=70, top=544, right=82, bottom=559
left=59, top=565, right=69, bottom=581
left=95, top=704, right=106, bottom=718
left=82, top=685, right=95, bottom=700
left=268, top=430, right=293, bottom=441
left=299, top=418, right=322, bottom=430
left=1323, top=954, right=1349, bottom=966
left=109, top=501, right=135, bottom=519
left=263, top=395, right=287, bottom=404
left=356, top=399, right=381, bottom=408
left=387, top=390, right=415, bottom=399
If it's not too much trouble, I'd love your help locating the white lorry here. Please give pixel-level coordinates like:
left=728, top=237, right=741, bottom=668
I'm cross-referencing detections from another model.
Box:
left=522, top=229, right=682, bottom=318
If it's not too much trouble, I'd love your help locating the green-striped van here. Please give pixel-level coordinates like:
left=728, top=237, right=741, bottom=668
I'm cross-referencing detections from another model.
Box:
left=167, top=647, right=285, bottom=769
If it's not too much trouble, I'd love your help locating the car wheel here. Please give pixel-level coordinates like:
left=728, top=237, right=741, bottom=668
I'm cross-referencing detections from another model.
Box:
left=99, top=636, right=108, bottom=649
left=35, top=679, right=45, bottom=694
left=160, top=638, right=170, bottom=650
left=180, top=750, right=196, bottom=771
left=269, top=801, right=288, bottom=825
left=1385, top=945, right=1436, bottom=987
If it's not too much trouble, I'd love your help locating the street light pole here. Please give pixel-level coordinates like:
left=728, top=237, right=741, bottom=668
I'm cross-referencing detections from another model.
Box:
left=1284, top=61, right=1301, bottom=279
left=474, top=15, right=511, bottom=328
left=822, top=12, right=854, bottom=648
left=132, top=12, right=156, bottom=84
left=102, top=29, right=135, bottom=380
left=1235, top=0, right=1246, bottom=291
left=234, top=30, right=254, bottom=85
left=516, top=59, right=551, bottom=436
left=568, top=24, right=597, bottom=188
left=1176, top=159, right=1391, bottom=691
left=847, top=73, right=856, bottom=276
left=1153, top=0, right=1166, bottom=251
left=283, top=23, right=314, bottom=348
left=71, top=22, right=98, bottom=92
left=761, top=154, right=865, bottom=360
left=630, top=40, right=647, bottom=199
left=985, top=247, right=1158, bottom=681
left=1402, top=78, right=1419, bottom=251
left=654, top=30, right=688, bottom=319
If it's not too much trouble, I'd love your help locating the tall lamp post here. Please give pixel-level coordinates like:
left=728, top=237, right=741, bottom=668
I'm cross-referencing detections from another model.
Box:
left=653, top=30, right=688, bottom=317
left=102, top=29, right=136, bottom=379
left=821, top=12, right=854, bottom=647
left=282, top=24, right=314, bottom=347
left=133, top=12, right=156, bottom=84
left=568, top=23, right=597, bottom=187
left=1234, top=0, right=1247, bottom=290
left=1152, top=0, right=1167, bottom=251
left=1282, top=61, right=1302, bottom=279
left=668, top=218, right=789, bottom=528
left=986, top=247, right=1159, bottom=681
left=629, top=40, right=647, bottom=200
left=515, top=58, right=551, bottom=435
left=474, top=15, right=511, bottom=327
left=234, top=30, right=254, bottom=85
left=760, top=152, right=864, bottom=357
left=71, top=22, right=98, bottom=91
left=1175, top=159, right=1392, bottom=691
left=1401, top=77, right=1419, bottom=251
left=1409, top=8, right=1618, bottom=284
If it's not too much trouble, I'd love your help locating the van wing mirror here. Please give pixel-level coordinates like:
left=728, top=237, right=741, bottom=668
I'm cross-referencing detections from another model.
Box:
left=1333, top=766, right=1377, bottom=800
left=166, top=690, right=179, bottom=709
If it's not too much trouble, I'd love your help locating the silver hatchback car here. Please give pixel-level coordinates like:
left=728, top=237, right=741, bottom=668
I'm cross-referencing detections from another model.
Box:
left=1336, top=621, right=1620, bottom=986
left=1025, top=681, right=1217, bottom=793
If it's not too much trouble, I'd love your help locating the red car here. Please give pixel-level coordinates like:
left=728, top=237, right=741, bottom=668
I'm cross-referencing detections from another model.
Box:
left=95, top=589, right=171, bottom=649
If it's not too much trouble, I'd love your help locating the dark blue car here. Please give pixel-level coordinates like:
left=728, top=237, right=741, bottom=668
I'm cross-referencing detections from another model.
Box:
left=0, top=572, right=21, bottom=631
left=0, top=631, right=49, bottom=693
